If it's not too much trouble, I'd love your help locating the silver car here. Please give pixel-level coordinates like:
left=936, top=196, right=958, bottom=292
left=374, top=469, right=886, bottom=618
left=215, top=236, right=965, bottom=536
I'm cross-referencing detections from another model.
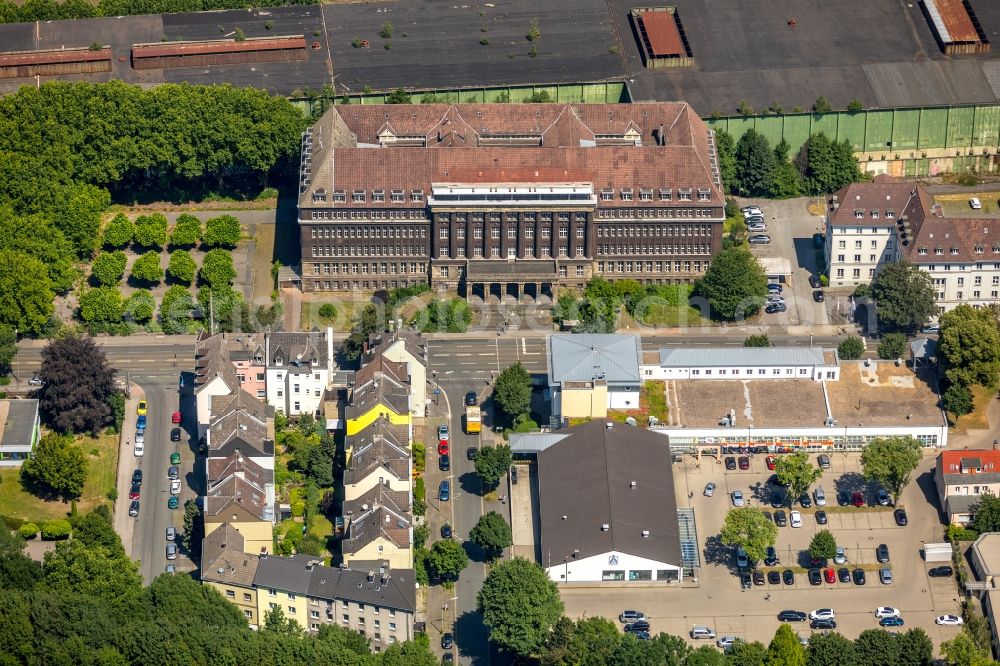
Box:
left=748, top=234, right=771, bottom=244
left=166, top=543, right=177, bottom=560
left=166, top=526, right=176, bottom=541
left=731, top=490, right=745, bottom=507
left=704, top=482, right=716, bottom=497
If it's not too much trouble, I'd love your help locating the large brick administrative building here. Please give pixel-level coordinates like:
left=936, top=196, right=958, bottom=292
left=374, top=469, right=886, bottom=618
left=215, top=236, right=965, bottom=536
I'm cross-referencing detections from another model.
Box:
left=296, top=103, right=724, bottom=300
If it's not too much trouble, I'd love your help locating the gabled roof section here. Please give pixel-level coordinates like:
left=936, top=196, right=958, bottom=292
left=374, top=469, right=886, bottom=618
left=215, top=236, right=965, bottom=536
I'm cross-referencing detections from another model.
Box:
left=253, top=553, right=317, bottom=594
left=307, top=565, right=416, bottom=612
left=343, top=484, right=412, bottom=552
left=208, top=404, right=272, bottom=458
left=347, top=364, right=410, bottom=420
left=345, top=419, right=411, bottom=485
left=267, top=331, right=329, bottom=368
left=208, top=449, right=272, bottom=488
left=204, top=473, right=274, bottom=522
left=210, top=387, right=271, bottom=422
left=367, top=330, right=427, bottom=367
left=200, top=523, right=260, bottom=586
left=548, top=334, right=642, bottom=385
left=194, top=332, right=240, bottom=394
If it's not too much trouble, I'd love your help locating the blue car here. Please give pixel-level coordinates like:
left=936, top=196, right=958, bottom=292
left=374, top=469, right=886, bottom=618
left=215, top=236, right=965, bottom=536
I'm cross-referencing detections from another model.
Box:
left=136, top=415, right=146, bottom=430
left=880, top=616, right=904, bottom=627
left=439, top=480, right=450, bottom=502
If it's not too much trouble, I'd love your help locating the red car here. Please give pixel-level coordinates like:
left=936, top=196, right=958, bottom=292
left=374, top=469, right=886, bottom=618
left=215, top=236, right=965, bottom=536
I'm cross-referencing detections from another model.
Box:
left=438, top=441, right=449, bottom=456
left=851, top=491, right=865, bottom=507
left=765, top=456, right=777, bottom=470
left=738, top=456, right=750, bottom=470
left=824, top=568, right=836, bottom=584
left=171, top=411, right=182, bottom=424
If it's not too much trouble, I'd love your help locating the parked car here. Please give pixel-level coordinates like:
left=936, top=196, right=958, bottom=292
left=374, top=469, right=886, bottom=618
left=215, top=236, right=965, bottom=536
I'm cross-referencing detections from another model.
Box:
left=740, top=572, right=752, bottom=589
left=880, top=617, right=905, bottom=627
left=753, top=570, right=766, bottom=586
left=170, top=427, right=181, bottom=442
left=765, top=302, right=787, bottom=314
left=165, top=564, right=176, bottom=574
left=875, top=607, right=901, bottom=619
left=441, top=633, right=454, bottom=649
left=632, top=630, right=652, bottom=640
left=810, top=619, right=837, bottom=630
left=775, top=510, right=788, bottom=527
left=817, top=454, right=831, bottom=469
left=799, top=493, right=812, bottom=508
left=736, top=547, right=749, bottom=569
left=937, top=615, right=964, bottom=626
left=28, top=374, right=44, bottom=386
left=877, top=489, right=891, bottom=506
left=624, top=621, right=650, bottom=633
left=128, top=500, right=140, bottom=517
left=767, top=283, right=782, bottom=293
left=808, top=569, right=822, bottom=585
left=619, top=610, right=646, bottom=623
left=465, top=392, right=477, bottom=406
left=824, top=568, right=836, bottom=584
left=790, top=511, right=802, bottom=528
left=132, top=469, right=142, bottom=486
left=438, top=441, right=450, bottom=456
left=166, top=543, right=177, bottom=560
left=704, top=482, right=716, bottom=497
left=834, top=547, right=846, bottom=564
left=837, top=490, right=850, bottom=506
left=768, top=571, right=782, bottom=584
left=778, top=610, right=807, bottom=622
left=170, top=452, right=181, bottom=465
left=815, top=510, right=828, bottom=525
left=510, top=465, right=518, bottom=485
left=690, top=626, right=716, bottom=640
left=731, top=490, right=745, bottom=507
left=170, top=479, right=181, bottom=495
left=439, top=454, right=451, bottom=471
left=810, top=609, right=835, bottom=621
left=853, top=569, right=867, bottom=585
left=439, top=480, right=450, bottom=501
left=467, top=447, right=478, bottom=460
left=717, top=636, right=739, bottom=650
left=168, top=465, right=179, bottom=480
left=838, top=568, right=851, bottom=583
left=809, top=274, right=823, bottom=289
left=765, top=455, right=776, bottom=470
left=879, top=568, right=893, bottom=585
left=851, top=491, right=865, bottom=507
left=771, top=490, right=784, bottom=508
left=783, top=569, right=795, bottom=585
left=137, top=401, right=148, bottom=416
left=814, top=488, right=827, bottom=506
left=438, top=425, right=449, bottom=441
left=748, top=223, right=767, bottom=232
left=813, top=290, right=825, bottom=302
left=876, top=544, right=890, bottom=563
left=738, top=456, right=750, bottom=470
left=441, top=523, right=452, bottom=539
left=742, top=206, right=763, bottom=217
left=725, top=456, right=737, bottom=470
left=129, top=483, right=140, bottom=500
left=166, top=526, right=176, bottom=541
left=171, top=411, right=181, bottom=424
left=894, top=509, right=908, bottom=526
left=136, top=415, right=146, bottom=430
left=765, top=546, right=778, bottom=566
left=135, top=430, right=145, bottom=445
left=168, top=496, right=179, bottom=509
left=970, top=197, right=982, bottom=210
left=748, top=234, right=771, bottom=244
left=929, top=566, right=954, bottom=578
left=134, top=441, right=145, bottom=457
left=767, top=294, right=785, bottom=304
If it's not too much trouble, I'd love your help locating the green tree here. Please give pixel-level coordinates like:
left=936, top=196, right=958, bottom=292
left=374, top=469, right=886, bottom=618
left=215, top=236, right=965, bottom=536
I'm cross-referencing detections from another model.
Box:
left=133, top=213, right=168, bottom=249
left=769, top=139, right=802, bottom=199
left=102, top=213, right=134, bottom=248
left=470, top=511, right=512, bottom=561
left=733, top=128, right=776, bottom=197
left=20, top=433, right=87, bottom=499
left=853, top=629, right=900, bottom=666
left=876, top=332, right=908, bottom=360
left=169, top=214, right=201, bottom=248
left=943, top=383, right=974, bottom=418
left=744, top=334, right=770, bottom=347
left=474, top=444, right=513, bottom=490
left=0, top=324, right=15, bottom=377
left=199, top=249, right=236, bottom=289
left=812, top=96, right=833, bottom=113
left=860, top=436, right=923, bottom=504
left=40, top=518, right=72, bottom=540
left=897, top=628, right=934, bottom=666
left=720, top=507, right=777, bottom=564
left=798, top=133, right=862, bottom=195
left=203, top=215, right=241, bottom=248
left=729, top=640, right=767, bottom=666
left=182, top=498, right=201, bottom=552
left=130, top=251, right=163, bottom=284
left=0, top=523, right=42, bottom=591
left=695, top=246, right=768, bottom=320
left=940, top=304, right=1000, bottom=387
left=262, top=605, right=303, bottom=636
left=0, top=249, right=53, bottom=335
left=715, top=129, right=737, bottom=194
left=425, top=538, right=468, bottom=583
left=58, top=183, right=109, bottom=257
left=808, top=529, right=837, bottom=561
left=838, top=336, right=865, bottom=360
left=847, top=99, right=864, bottom=112
left=941, top=628, right=996, bottom=666
left=167, top=249, right=197, bottom=285
left=478, top=557, right=564, bottom=657
left=971, top=492, right=1000, bottom=534
left=869, top=260, right=937, bottom=334
left=91, top=251, right=127, bottom=286
left=340, top=302, right=385, bottom=362
left=123, top=289, right=155, bottom=324
left=494, top=362, right=532, bottom=420
left=807, top=631, right=857, bottom=666
left=765, top=624, right=806, bottom=666
left=0, top=209, right=78, bottom=294
left=774, top=451, right=822, bottom=506
left=159, top=284, right=195, bottom=334
left=78, top=287, right=124, bottom=324
left=38, top=335, right=116, bottom=435
left=688, top=645, right=729, bottom=666
left=385, top=88, right=411, bottom=104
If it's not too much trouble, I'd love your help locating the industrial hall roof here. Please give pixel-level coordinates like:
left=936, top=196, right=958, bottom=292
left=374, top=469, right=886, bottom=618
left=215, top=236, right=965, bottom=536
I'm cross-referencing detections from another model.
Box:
left=536, top=420, right=681, bottom=568
left=548, top=334, right=642, bottom=386
left=299, top=103, right=723, bottom=209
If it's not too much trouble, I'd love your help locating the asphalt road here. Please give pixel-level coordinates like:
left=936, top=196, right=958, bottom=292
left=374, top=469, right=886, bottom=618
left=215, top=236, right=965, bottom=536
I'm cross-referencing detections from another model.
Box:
left=11, top=337, right=199, bottom=382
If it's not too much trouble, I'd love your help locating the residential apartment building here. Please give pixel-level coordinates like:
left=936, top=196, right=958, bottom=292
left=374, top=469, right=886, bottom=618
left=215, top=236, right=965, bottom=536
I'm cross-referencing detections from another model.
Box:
left=230, top=334, right=266, bottom=399
left=265, top=329, right=334, bottom=417
left=255, top=553, right=315, bottom=629
left=826, top=175, right=1000, bottom=312
left=296, top=103, right=725, bottom=299
left=194, top=332, right=242, bottom=439
left=344, top=418, right=411, bottom=501
left=305, top=564, right=416, bottom=647
left=201, top=523, right=261, bottom=627
left=366, top=331, right=428, bottom=417
left=345, top=358, right=411, bottom=438
left=341, top=484, right=413, bottom=570
left=936, top=449, right=1000, bottom=524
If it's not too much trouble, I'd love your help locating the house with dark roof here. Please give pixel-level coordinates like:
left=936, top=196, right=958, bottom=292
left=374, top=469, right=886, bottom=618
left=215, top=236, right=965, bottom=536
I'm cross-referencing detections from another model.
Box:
left=536, top=420, right=683, bottom=583
left=265, top=327, right=334, bottom=416
left=547, top=334, right=643, bottom=419
left=253, top=553, right=317, bottom=629
left=194, top=332, right=242, bottom=438
left=341, top=484, right=413, bottom=570
left=200, top=523, right=261, bottom=627
left=0, top=399, right=40, bottom=466
left=203, top=466, right=275, bottom=555
left=344, top=418, right=411, bottom=501
left=345, top=357, right=411, bottom=437
left=365, top=330, right=428, bottom=418
left=936, top=449, right=1000, bottom=524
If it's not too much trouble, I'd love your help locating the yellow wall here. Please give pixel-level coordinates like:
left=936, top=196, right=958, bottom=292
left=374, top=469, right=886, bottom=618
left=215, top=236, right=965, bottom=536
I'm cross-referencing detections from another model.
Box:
left=204, top=520, right=273, bottom=555
left=561, top=384, right=608, bottom=419
left=257, top=587, right=311, bottom=629
left=343, top=537, right=413, bottom=570
left=382, top=345, right=427, bottom=414
left=346, top=404, right=410, bottom=437
left=205, top=581, right=259, bottom=627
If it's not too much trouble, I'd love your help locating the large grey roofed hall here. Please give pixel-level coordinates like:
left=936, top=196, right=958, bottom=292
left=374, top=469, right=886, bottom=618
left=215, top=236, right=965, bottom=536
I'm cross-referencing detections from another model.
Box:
left=548, top=334, right=642, bottom=385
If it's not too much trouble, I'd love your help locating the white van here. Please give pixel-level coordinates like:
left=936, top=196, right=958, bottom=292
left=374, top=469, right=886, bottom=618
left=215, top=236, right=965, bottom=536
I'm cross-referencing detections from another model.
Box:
left=690, top=626, right=716, bottom=640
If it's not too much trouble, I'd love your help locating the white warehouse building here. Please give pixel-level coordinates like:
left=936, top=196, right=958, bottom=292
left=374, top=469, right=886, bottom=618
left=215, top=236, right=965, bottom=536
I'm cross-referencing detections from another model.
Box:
left=642, top=347, right=841, bottom=382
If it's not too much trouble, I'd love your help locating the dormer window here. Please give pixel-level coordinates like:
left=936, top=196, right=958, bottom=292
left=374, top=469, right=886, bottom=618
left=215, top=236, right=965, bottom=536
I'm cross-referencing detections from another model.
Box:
left=871, top=210, right=879, bottom=219
left=854, top=210, right=864, bottom=218
left=372, top=189, right=385, bottom=202
left=679, top=189, right=692, bottom=201
left=274, top=354, right=284, bottom=366
left=976, top=245, right=984, bottom=254
left=333, top=190, right=346, bottom=203
left=886, top=210, right=895, bottom=219
left=918, top=247, right=927, bottom=255
left=390, top=189, right=404, bottom=203
left=640, top=188, right=653, bottom=201
left=951, top=247, right=959, bottom=255
left=935, top=247, right=943, bottom=255
left=411, top=189, right=423, bottom=202
left=312, top=189, right=326, bottom=203
left=698, top=189, right=711, bottom=201
left=601, top=188, right=614, bottom=201
left=659, top=188, right=672, bottom=201
left=352, top=190, right=366, bottom=203
left=621, top=189, right=633, bottom=201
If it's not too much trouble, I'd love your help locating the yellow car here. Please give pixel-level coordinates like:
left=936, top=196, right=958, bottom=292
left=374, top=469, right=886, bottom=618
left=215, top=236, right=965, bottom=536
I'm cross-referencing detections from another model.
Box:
left=136, top=401, right=148, bottom=416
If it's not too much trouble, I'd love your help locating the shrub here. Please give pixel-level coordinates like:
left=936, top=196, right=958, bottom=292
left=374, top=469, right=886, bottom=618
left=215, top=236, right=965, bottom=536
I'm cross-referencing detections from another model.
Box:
left=102, top=213, right=134, bottom=248
left=167, top=250, right=197, bottom=285
left=318, top=303, right=336, bottom=319
left=41, top=519, right=72, bottom=540
left=943, top=383, right=974, bottom=417
left=291, top=499, right=305, bottom=517
left=18, top=522, right=38, bottom=539
left=877, top=332, right=907, bottom=360
left=133, top=213, right=168, bottom=249
left=203, top=215, right=241, bottom=248
left=1, top=516, right=25, bottom=530
left=838, top=336, right=865, bottom=360
left=820, top=274, right=829, bottom=287
left=199, top=249, right=236, bottom=289
left=91, top=251, right=127, bottom=286
left=169, top=214, right=201, bottom=248
left=78, top=287, right=124, bottom=323
left=130, top=251, right=164, bottom=284
left=124, top=290, right=155, bottom=324
left=380, top=20, right=393, bottom=39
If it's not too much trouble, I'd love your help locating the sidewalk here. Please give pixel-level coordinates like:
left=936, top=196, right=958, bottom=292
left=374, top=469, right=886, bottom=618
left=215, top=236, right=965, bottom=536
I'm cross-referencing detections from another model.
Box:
left=112, top=385, right=144, bottom=560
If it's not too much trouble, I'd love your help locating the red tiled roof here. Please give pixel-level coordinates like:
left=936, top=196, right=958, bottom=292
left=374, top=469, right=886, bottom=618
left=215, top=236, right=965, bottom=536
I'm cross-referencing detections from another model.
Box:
left=0, top=47, right=110, bottom=67
left=132, top=36, right=306, bottom=59
left=940, top=449, right=1000, bottom=469
left=638, top=10, right=685, bottom=57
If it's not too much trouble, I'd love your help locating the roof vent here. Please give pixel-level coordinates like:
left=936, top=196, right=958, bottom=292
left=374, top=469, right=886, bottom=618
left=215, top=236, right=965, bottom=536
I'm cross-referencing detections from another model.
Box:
left=642, top=530, right=650, bottom=538
left=601, top=524, right=610, bottom=532
left=217, top=567, right=225, bottom=575
left=630, top=481, right=637, bottom=488
left=606, top=422, right=613, bottom=430
left=562, top=515, right=567, bottom=520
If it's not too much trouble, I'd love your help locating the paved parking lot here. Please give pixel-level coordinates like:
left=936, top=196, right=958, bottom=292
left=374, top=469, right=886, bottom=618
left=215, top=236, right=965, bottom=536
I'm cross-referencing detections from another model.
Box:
left=560, top=452, right=964, bottom=647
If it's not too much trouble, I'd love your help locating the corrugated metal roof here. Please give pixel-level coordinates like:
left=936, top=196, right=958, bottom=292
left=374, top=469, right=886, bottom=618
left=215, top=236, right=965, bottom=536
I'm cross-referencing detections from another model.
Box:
left=658, top=347, right=828, bottom=368
left=0, top=47, right=110, bottom=67
left=510, top=432, right=568, bottom=454
left=132, top=36, right=306, bottom=59
left=924, top=0, right=979, bottom=43
left=638, top=10, right=685, bottom=57
left=548, top=334, right=642, bottom=385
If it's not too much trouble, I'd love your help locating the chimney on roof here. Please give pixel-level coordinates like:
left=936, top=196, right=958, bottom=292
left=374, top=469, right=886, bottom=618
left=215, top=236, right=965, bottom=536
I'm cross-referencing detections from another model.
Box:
left=630, top=481, right=637, bottom=489
left=642, top=530, right=650, bottom=538
left=601, top=524, right=610, bottom=532
left=367, top=570, right=375, bottom=582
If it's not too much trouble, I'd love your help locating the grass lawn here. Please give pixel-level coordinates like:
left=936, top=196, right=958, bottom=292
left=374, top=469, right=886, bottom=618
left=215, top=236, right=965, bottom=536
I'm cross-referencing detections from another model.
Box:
left=309, top=514, right=333, bottom=541
left=936, top=193, right=1000, bottom=216
left=300, top=298, right=368, bottom=332
left=0, top=431, right=119, bottom=523
left=951, top=384, right=995, bottom=433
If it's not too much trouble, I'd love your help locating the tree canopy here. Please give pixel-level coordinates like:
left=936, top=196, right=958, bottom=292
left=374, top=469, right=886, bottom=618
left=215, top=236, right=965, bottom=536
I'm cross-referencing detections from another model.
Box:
left=91, top=250, right=127, bottom=286
left=808, top=529, right=837, bottom=561
left=0, top=249, right=53, bottom=335
left=733, top=129, right=776, bottom=197
left=773, top=451, right=822, bottom=505
left=765, top=624, right=806, bottom=666
left=170, top=214, right=201, bottom=248
left=838, top=335, right=865, bottom=360
left=20, top=433, right=87, bottom=500
left=38, top=335, right=117, bottom=435
left=474, top=444, right=513, bottom=490
left=424, top=538, right=468, bottom=583
left=199, top=249, right=237, bottom=289
left=797, top=132, right=863, bottom=195
left=695, top=246, right=768, bottom=320
left=972, top=492, right=1000, bottom=534
left=869, top=260, right=937, bottom=334
left=940, top=304, right=1000, bottom=388
left=133, top=214, right=168, bottom=249
left=478, top=557, right=564, bottom=657
left=860, top=436, right=923, bottom=503
left=102, top=213, right=134, bottom=248
left=203, top=215, right=242, bottom=248
left=470, top=511, right=513, bottom=561
left=494, top=362, right=532, bottom=421
left=167, top=249, right=197, bottom=285
left=720, top=507, right=777, bottom=563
